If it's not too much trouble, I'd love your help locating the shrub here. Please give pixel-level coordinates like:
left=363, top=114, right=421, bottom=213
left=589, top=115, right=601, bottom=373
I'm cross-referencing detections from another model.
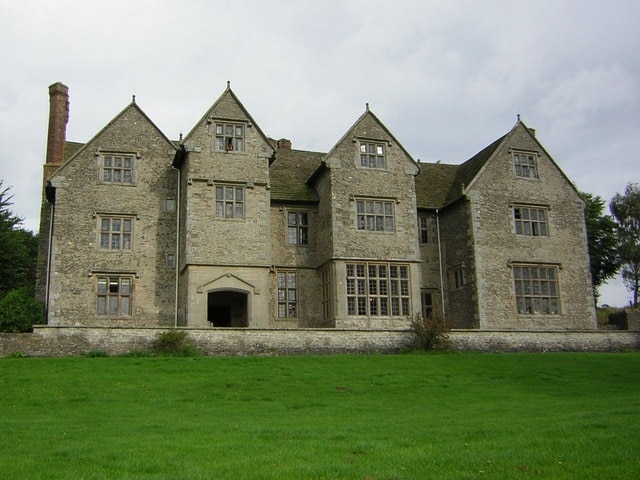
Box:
left=85, top=350, right=109, bottom=358
left=153, top=329, right=198, bottom=356
left=0, top=288, right=45, bottom=333
left=409, top=313, right=450, bottom=351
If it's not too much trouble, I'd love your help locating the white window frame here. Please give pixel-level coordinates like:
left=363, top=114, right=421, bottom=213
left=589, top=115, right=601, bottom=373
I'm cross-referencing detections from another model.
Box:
left=286, top=211, right=310, bottom=245
left=418, top=214, right=437, bottom=244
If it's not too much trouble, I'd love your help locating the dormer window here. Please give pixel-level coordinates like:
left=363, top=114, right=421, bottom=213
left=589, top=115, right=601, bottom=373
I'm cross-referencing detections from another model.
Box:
left=215, top=123, right=245, bottom=152
left=513, top=152, right=538, bottom=179
left=359, top=141, right=386, bottom=169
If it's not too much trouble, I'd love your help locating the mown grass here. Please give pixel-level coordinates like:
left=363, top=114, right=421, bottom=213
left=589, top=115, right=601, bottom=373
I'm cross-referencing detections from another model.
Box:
left=1, top=352, right=638, bottom=479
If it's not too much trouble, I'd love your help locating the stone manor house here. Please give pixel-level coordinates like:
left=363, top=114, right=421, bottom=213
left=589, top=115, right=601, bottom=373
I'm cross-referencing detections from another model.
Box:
left=36, top=82, right=597, bottom=331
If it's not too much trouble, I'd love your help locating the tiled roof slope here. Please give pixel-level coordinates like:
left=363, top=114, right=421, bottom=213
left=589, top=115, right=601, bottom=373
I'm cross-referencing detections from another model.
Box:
left=269, top=148, right=323, bottom=203
left=415, top=133, right=507, bottom=209
left=63, top=141, right=85, bottom=161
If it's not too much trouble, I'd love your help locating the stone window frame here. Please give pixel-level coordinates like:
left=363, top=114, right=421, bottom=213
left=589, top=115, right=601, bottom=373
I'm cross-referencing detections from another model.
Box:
left=98, top=152, right=138, bottom=185
left=346, top=262, right=411, bottom=317
left=513, top=204, right=549, bottom=237
left=164, top=198, right=176, bottom=212
left=286, top=209, right=310, bottom=245
left=214, top=184, right=245, bottom=219
left=213, top=121, right=246, bottom=152
left=166, top=253, right=176, bottom=269
left=512, top=150, right=539, bottom=179
left=418, top=213, right=437, bottom=244
left=420, top=290, right=436, bottom=320
left=449, top=265, right=464, bottom=290
left=512, top=263, right=561, bottom=315
left=97, top=214, right=135, bottom=251
left=358, top=139, right=387, bottom=169
left=277, top=270, right=298, bottom=319
left=96, top=275, right=133, bottom=316
left=355, top=197, right=396, bottom=233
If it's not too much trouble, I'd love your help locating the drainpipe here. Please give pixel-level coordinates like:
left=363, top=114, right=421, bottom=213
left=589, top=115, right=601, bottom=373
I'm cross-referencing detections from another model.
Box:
left=436, top=209, right=446, bottom=320
left=173, top=164, right=180, bottom=328
left=45, top=201, right=55, bottom=321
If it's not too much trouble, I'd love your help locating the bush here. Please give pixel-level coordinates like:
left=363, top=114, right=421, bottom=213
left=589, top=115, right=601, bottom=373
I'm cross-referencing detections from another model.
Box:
left=0, top=288, right=45, bottom=333
left=85, top=350, right=110, bottom=358
left=409, top=313, right=450, bottom=351
left=153, top=329, right=198, bottom=356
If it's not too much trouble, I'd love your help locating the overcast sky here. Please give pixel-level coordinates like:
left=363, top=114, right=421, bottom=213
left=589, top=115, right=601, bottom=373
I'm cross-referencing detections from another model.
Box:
left=1, top=0, right=638, bottom=306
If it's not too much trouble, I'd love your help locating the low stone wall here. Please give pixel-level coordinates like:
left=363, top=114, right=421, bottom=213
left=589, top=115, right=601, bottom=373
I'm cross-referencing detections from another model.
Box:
left=1, top=326, right=640, bottom=357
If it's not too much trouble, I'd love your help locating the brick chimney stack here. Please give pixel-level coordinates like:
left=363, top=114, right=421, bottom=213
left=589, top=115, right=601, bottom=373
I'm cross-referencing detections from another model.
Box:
left=46, top=82, right=69, bottom=165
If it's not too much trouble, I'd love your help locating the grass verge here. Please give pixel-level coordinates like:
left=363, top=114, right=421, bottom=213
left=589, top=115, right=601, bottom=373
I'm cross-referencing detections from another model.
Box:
left=1, top=352, right=638, bottom=479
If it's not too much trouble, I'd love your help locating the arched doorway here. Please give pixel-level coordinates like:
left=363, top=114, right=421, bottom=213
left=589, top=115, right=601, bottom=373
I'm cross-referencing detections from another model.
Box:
left=207, top=290, right=248, bottom=327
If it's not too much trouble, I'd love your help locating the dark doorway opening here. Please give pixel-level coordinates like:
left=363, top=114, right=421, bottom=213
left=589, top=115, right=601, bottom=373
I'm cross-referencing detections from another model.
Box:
left=207, top=291, right=248, bottom=327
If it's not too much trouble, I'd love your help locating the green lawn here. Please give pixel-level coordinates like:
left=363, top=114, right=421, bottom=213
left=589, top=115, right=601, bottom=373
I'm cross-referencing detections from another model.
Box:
left=1, top=352, right=638, bottom=479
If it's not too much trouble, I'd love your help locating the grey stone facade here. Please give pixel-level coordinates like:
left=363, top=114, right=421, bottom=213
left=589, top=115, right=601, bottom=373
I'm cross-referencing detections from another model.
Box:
left=36, top=83, right=597, bottom=332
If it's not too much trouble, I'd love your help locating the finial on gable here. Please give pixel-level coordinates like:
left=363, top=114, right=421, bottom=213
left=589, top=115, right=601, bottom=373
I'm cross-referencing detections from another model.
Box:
left=517, top=113, right=521, bottom=122
left=226, top=80, right=231, bottom=90
left=132, top=94, right=136, bottom=104
left=366, top=102, right=370, bottom=111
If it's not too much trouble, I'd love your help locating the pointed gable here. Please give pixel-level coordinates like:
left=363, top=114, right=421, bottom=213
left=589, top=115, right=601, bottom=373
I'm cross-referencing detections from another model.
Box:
left=322, top=107, right=418, bottom=174
left=182, top=83, right=274, bottom=157
left=51, top=100, right=176, bottom=180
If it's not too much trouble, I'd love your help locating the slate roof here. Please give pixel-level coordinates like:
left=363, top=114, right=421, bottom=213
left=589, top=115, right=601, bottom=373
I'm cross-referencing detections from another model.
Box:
left=63, top=141, right=85, bottom=161
left=269, top=147, right=323, bottom=203
left=415, top=133, right=507, bottom=209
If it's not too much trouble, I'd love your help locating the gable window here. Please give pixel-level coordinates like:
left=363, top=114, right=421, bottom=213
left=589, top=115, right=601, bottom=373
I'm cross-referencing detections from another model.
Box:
left=215, top=186, right=244, bottom=219
left=346, top=262, right=410, bottom=316
left=356, top=199, right=394, bottom=232
left=418, top=214, right=437, bottom=244
left=99, top=216, right=133, bottom=250
left=97, top=276, right=132, bottom=316
left=277, top=271, right=298, bottom=318
left=513, top=264, right=560, bottom=315
left=287, top=211, right=309, bottom=245
left=514, top=206, right=548, bottom=236
left=359, top=141, right=386, bottom=168
left=215, top=123, right=245, bottom=152
left=513, top=152, right=538, bottom=179
left=101, top=154, right=134, bottom=184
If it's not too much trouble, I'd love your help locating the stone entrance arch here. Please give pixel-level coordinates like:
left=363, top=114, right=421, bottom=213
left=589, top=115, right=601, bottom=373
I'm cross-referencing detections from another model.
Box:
left=207, top=290, right=248, bottom=327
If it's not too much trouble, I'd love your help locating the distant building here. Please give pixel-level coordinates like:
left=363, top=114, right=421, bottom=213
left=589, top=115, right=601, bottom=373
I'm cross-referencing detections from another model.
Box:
left=36, top=82, right=597, bottom=330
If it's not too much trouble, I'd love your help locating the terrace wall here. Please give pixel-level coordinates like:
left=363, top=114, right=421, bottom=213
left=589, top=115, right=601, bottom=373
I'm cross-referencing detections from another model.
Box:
left=1, top=327, right=639, bottom=357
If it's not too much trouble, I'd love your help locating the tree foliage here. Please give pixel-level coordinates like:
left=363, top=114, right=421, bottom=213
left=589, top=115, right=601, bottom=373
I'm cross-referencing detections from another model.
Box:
left=610, top=182, right=640, bottom=307
left=0, top=181, right=39, bottom=298
left=581, top=191, right=620, bottom=301
left=0, top=287, right=45, bottom=332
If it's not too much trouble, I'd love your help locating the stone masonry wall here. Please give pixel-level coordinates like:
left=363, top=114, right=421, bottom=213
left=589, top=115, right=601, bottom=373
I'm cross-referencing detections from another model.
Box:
left=2, top=327, right=638, bottom=357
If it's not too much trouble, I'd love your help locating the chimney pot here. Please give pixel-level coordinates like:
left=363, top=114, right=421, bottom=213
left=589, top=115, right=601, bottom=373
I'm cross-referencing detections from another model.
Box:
left=277, top=138, right=291, bottom=150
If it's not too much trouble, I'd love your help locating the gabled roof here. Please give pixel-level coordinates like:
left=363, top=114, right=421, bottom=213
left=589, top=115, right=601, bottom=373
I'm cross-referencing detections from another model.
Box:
left=182, top=83, right=274, bottom=157
left=51, top=100, right=176, bottom=179
left=313, top=106, right=419, bottom=177
left=269, top=147, right=323, bottom=203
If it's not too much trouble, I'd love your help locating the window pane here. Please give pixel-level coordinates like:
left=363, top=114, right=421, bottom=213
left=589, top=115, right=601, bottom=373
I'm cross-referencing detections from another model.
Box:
left=97, top=297, right=106, bottom=315
left=121, top=296, right=130, bottom=315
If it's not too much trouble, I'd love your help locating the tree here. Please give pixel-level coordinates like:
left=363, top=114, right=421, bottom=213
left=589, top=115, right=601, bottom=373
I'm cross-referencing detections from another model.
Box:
left=581, top=191, right=620, bottom=301
left=0, top=181, right=38, bottom=297
left=610, top=183, right=640, bottom=307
